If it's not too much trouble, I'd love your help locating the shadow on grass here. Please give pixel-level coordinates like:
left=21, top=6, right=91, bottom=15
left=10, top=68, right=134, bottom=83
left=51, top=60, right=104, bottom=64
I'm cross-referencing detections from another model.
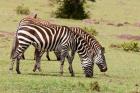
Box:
left=22, top=58, right=58, bottom=62
left=23, top=72, right=97, bottom=78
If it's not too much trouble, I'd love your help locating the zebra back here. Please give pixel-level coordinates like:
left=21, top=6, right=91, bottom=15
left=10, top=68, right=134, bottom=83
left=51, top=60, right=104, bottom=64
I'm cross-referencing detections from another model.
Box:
left=19, top=15, right=103, bottom=55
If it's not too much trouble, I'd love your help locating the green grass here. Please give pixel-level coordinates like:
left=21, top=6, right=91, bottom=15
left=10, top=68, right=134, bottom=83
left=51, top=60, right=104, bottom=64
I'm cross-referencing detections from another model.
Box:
left=0, top=0, right=140, bottom=93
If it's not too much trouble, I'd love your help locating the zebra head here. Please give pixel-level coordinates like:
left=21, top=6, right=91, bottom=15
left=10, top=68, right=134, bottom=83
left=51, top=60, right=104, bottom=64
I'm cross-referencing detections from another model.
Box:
left=94, top=47, right=107, bottom=72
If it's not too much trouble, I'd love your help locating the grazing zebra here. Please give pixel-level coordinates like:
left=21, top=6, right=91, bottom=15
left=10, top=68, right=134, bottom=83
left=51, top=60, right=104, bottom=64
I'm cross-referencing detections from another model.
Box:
left=10, top=23, right=96, bottom=77
left=11, top=14, right=107, bottom=76
left=18, top=14, right=107, bottom=73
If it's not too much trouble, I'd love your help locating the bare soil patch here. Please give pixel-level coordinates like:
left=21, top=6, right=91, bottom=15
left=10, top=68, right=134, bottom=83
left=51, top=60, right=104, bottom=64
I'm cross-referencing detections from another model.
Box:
left=134, top=21, right=140, bottom=27
left=117, top=34, right=140, bottom=41
left=82, top=19, right=131, bottom=27
left=0, top=31, right=14, bottom=38
left=82, top=19, right=100, bottom=25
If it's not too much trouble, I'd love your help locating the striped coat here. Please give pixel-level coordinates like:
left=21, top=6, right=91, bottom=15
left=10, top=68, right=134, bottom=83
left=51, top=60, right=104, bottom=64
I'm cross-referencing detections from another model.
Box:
left=18, top=15, right=107, bottom=72
left=10, top=22, right=95, bottom=77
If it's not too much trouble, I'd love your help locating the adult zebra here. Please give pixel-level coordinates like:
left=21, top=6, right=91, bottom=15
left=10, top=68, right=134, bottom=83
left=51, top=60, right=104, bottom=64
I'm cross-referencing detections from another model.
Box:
left=17, top=14, right=107, bottom=73
left=10, top=22, right=96, bottom=77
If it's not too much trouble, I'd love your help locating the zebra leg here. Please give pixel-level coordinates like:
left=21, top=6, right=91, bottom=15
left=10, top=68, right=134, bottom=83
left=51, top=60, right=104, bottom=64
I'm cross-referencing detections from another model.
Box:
left=46, top=51, right=51, bottom=61
left=60, top=58, right=65, bottom=76
left=9, top=59, right=15, bottom=70
left=21, top=54, right=25, bottom=60
left=33, top=50, right=43, bottom=72
left=54, top=51, right=61, bottom=61
left=34, top=49, right=37, bottom=60
left=66, top=53, right=75, bottom=77
left=16, top=57, right=21, bottom=74
left=59, top=50, right=66, bottom=76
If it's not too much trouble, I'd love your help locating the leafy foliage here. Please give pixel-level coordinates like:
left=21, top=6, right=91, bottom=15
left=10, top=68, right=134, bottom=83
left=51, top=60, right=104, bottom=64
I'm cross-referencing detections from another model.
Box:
left=110, top=41, right=140, bottom=52
left=55, top=0, right=89, bottom=19
left=121, top=41, right=140, bottom=52
left=16, top=5, right=30, bottom=15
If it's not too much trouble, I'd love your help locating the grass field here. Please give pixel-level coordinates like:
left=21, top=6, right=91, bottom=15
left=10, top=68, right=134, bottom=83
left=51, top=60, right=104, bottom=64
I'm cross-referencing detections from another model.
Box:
left=0, top=0, right=140, bottom=93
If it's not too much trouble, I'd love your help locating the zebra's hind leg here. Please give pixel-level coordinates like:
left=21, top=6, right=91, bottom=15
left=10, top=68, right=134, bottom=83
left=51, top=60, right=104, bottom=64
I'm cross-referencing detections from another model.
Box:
left=9, top=59, right=15, bottom=71
left=16, top=58, right=21, bottom=74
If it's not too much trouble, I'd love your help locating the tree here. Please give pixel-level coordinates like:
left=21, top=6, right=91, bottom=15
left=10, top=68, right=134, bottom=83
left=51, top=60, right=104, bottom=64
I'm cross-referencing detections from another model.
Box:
left=55, top=0, right=89, bottom=19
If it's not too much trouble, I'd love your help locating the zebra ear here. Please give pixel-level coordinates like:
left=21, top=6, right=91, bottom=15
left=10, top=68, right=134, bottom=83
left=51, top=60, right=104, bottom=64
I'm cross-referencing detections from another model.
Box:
left=34, top=14, right=37, bottom=19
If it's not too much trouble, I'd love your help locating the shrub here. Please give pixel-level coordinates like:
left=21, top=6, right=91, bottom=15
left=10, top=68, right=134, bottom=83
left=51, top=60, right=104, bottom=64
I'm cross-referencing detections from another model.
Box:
left=55, top=0, right=89, bottom=19
left=89, top=81, right=100, bottom=92
left=121, top=41, right=140, bottom=52
left=83, top=27, right=98, bottom=36
left=110, top=41, right=140, bottom=52
left=16, top=5, right=30, bottom=15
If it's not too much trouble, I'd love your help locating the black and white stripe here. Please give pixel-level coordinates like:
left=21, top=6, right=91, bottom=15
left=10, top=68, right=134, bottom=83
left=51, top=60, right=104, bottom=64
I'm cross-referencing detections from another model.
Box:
left=10, top=23, right=94, bottom=77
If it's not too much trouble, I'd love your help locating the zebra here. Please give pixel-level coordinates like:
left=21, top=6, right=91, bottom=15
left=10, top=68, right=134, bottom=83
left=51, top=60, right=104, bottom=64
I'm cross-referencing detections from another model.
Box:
left=10, top=23, right=96, bottom=77
left=11, top=14, right=107, bottom=76
left=17, top=14, right=107, bottom=73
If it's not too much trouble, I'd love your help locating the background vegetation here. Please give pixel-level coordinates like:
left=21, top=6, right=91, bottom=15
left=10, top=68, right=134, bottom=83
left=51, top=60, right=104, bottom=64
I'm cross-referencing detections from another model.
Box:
left=55, top=0, right=89, bottom=19
left=0, top=0, right=140, bottom=93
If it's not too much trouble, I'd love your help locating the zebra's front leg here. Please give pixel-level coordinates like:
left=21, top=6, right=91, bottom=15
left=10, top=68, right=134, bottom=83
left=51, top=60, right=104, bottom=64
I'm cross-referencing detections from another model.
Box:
left=33, top=55, right=41, bottom=72
left=59, top=51, right=66, bottom=76
left=46, top=51, right=51, bottom=61
left=60, top=58, right=65, bottom=76
left=54, top=51, right=61, bottom=61
left=21, top=54, right=25, bottom=60
left=66, top=53, right=75, bottom=77
left=71, top=50, right=75, bottom=63
left=33, top=50, right=43, bottom=72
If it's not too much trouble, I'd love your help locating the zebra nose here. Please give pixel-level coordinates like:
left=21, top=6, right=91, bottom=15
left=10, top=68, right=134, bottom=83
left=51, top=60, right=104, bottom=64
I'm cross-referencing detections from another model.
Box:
left=100, top=67, right=107, bottom=72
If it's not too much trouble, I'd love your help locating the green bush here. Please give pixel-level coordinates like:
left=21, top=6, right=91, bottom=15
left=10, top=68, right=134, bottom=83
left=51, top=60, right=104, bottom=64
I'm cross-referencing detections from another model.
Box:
left=55, top=0, right=89, bottom=19
left=83, top=27, right=98, bottom=36
left=110, top=41, right=140, bottom=52
left=121, top=41, right=140, bottom=52
left=16, top=5, right=30, bottom=15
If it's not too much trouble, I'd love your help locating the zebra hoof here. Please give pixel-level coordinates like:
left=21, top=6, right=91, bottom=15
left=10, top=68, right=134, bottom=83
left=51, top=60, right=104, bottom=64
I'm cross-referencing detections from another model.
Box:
left=71, top=73, right=75, bottom=77
left=16, top=71, right=21, bottom=74
left=33, top=69, right=36, bottom=72
left=47, top=58, right=51, bottom=61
